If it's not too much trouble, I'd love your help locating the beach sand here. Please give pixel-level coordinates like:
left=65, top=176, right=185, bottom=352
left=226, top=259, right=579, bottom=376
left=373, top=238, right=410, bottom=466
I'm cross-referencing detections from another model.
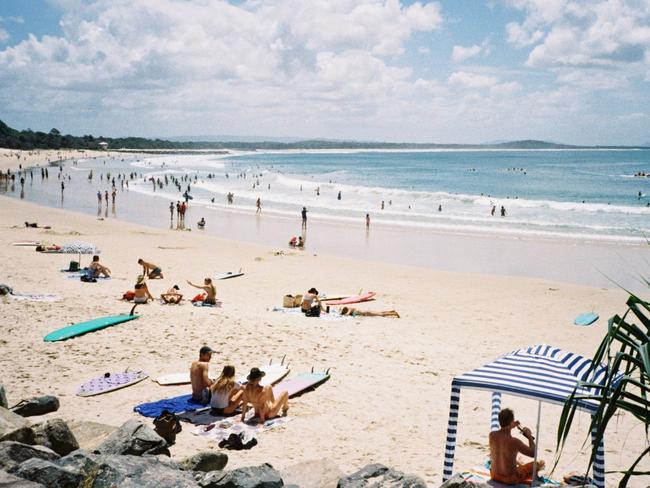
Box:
left=0, top=151, right=648, bottom=487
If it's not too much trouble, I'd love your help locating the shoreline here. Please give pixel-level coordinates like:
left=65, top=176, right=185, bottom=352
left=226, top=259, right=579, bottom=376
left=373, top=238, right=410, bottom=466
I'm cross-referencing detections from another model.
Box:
left=1, top=193, right=647, bottom=486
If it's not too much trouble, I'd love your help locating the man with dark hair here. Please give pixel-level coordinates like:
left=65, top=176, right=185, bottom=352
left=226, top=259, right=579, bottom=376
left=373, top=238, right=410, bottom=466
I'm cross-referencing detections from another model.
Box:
left=190, top=346, right=216, bottom=404
left=489, top=408, right=544, bottom=485
left=88, top=255, right=111, bottom=278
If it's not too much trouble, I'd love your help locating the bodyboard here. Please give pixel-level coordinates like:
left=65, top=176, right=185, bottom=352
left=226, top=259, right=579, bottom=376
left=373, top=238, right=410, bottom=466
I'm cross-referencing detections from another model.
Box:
left=574, top=312, right=599, bottom=326
left=77, top=371, right=148, bottom=397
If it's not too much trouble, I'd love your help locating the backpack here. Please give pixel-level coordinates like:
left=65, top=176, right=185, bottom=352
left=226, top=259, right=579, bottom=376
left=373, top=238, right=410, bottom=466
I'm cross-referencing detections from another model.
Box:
left=153, top=410, right=182, bottom=445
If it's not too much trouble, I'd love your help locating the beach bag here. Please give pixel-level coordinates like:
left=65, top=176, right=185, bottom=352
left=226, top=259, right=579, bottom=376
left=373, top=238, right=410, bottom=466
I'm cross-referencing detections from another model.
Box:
left=67, top=261, right=80, bottom=271
left=191, top=293, right=206, bottom=303
left=153, top=410, right=182, bottom=445
left=122, top=291, right=135, bottom=301
left=283, top=295, right=295, bottom=308
left=80, top=274, right=97, bottom=283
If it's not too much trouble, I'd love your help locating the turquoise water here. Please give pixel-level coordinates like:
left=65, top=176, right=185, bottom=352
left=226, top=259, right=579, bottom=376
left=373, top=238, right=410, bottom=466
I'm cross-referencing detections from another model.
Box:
left=4, top=148, right=650, bottom=241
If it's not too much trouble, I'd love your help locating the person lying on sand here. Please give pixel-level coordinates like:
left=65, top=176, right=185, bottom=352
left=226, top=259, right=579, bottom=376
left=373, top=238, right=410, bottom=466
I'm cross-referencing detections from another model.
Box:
left=489, top=408, right=544, bottom=485
left=190, top=346, right=217, bottom=404
left=160, top=285, right=183, bottom=304
left=240, top=367, right=288, bottom=425
left=340, top=307, right=400, bottom=318
left=138, top=258, right=163, bottom=279
left=133, top=276, right=154, bottom=304
left=301, top=287, right=322, bottom=317
left=187, top=278, right=216, bottom=305
left=88, top=255, right=111, bottom=278
left=210, top=365, right=244, bottom=415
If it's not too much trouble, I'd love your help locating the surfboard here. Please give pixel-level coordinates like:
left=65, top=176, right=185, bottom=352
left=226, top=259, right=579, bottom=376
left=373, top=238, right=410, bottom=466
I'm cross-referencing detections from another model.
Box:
left=320, top=293, right=352, bottom=302
left=11, top=241, right=39, bottom=247
left=325, top=292, right=376, bottom=306
left=273, top=369, right=330, bottom=398
left=155, top=372, right=216, bottom=386
left=77, top=371, right=148, bottom=397
left=214, top=271, right=244, bottom=280
left=156, top=359, right=289, bottom=386
left=44, top=309, right=140, bottom=342
left=574, top=312, right=599, bottom=326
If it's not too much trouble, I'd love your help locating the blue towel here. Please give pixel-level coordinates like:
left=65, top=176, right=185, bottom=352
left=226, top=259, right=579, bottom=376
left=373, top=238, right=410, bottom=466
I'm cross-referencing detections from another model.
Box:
left=133, top=394, right=205, bottom=418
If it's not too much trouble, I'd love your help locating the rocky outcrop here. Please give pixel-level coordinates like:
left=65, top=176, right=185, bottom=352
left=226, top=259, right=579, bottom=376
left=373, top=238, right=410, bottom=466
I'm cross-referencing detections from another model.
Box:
left=180, top=451, right=228, bottom=472
left=0, top=442, right=59, bottom=472
left=10, top=458, right=82, bottom=488
left=0, top=386, right=7, bottom=409
left=337, top=463, right=427, bottom=488
left=31, top=419, right=79, bottom=456
left=197, top=463, right=283, bottom=488
left=94, top=419, right=168, bottom=456
left=0, top=408, right=34, bottom=445
left=0, top=470, right=45, bottom=487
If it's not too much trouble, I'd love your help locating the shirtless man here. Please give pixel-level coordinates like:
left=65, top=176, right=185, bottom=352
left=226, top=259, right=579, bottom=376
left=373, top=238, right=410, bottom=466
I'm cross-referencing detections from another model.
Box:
left=190, top=346, right=217, bottom=404
left=88, top=255, right=111, bottom=278
left=187, top=278, right=216, bottom=305
left=160, top=284, right=183, bottom=304
left=138, top=258, right=163, bottom=279
left=240, top=367, right=288, bottom=425
left=489, top=408, right=544, bottom=485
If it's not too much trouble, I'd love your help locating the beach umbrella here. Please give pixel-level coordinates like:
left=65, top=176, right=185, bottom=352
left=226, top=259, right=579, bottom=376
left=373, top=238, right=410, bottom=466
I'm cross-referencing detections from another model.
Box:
left=442, top=344, right=620, bottom=488
left=58, top=241, right=100, bottom=263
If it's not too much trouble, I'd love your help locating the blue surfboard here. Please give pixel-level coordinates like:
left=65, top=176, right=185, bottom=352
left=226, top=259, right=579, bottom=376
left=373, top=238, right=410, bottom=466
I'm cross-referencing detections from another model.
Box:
left=574, top=312, right=598, bottom=326
left=44, top=307, right=140, bottom=342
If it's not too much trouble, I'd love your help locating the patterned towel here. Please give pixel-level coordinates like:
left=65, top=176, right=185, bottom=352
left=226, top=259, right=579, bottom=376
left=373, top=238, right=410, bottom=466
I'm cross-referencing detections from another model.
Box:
left=191, top=413, right=292, bottom=441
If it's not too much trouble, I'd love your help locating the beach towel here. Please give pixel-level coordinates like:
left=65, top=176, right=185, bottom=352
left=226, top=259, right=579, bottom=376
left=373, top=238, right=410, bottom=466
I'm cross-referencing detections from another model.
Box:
left=133, top=394, right=205, bottom=418
left=9, top=293, right=61, bottom=303
left=464, top=463, right=560, bottom=488
left=272, top=306, right=349, bottom=321
left=178, top=408, right=237, bottom=425
left=191, top=414, right=292, bottom=442
left=65, top=270, right=110, bottom=281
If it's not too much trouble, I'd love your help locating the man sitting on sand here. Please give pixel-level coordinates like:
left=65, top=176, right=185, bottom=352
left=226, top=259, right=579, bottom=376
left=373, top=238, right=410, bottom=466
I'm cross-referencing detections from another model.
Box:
left=88, top=255, right=111, bottom=278
left=138, top=258, right=163, bottom=279
left=301, top=288, right=322, bottom=317
left=489, top=408, right=544, bottom=485
left=160, top=285, right=182, bottom=304
left=190, top=346, right=217, bottom=404
left=240, top=367, right=289, bottom=424
left=340, top=307, right=399, bottom=318
left=187, top=278, right=216, bottom=305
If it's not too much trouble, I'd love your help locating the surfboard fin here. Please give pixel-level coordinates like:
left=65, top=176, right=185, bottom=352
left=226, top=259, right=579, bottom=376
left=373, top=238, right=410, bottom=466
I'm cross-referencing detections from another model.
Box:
left=129, top=304, right=138, bottom=316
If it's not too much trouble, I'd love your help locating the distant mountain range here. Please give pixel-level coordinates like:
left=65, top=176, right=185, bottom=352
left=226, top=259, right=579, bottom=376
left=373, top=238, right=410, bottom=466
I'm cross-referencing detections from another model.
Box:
left=1, top=119, right=649, bottom=151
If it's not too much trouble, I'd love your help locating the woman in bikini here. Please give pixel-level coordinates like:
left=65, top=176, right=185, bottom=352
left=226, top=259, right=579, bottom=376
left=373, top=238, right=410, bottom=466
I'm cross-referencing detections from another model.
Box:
left=209, top=365, right=243, bottom=415
left=340, top=307, right=400, bottom=318
left=240, top=367, right=289, bottom=424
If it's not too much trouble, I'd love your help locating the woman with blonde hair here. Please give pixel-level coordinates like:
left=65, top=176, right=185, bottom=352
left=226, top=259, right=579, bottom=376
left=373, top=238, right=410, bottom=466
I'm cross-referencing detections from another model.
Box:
left=209, top=365, right=243, bottom=415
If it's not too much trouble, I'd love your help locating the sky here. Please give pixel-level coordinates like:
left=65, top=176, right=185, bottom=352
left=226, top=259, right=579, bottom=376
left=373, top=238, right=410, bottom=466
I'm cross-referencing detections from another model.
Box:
left=0, top=0, right=649, bottom=145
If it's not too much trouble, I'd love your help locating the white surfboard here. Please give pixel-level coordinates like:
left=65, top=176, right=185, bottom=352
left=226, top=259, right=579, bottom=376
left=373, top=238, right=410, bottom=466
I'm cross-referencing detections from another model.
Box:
left=155, top=359, right=289, bottom=386
left=155, top=372, right=217, bottom=386
left=214, top=270, right=244, bottom=280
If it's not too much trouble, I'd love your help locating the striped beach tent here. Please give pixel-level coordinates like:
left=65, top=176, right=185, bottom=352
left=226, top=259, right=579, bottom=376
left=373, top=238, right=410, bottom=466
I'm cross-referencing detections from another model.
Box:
left=442, top=344, right=616, bottom=488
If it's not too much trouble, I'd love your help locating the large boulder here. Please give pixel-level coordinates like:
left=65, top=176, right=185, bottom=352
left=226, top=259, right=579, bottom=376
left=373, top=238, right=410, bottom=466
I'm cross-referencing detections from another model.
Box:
left=11, top=397, right=59, bottom=418
left=0, top=408, right=34, bottom=445
left=66, top=421, right=115, bottom=451
left=337, top=464, right=427, bottom=488
left=438, top=473, right=491, bottom=488
left=56, top=449, right=100, bottom=477
left=0, top=470, right=45, bottom=487
left=198, top=463, right=283, bottom=488
left=180, top=452, right=228, bottom=472
left=80, top=454, right=197, bottom=488
left=281, top=458, right=343, bottom=488
left=10, top=458, right=82, bottom=488
left=0, top=386, right=7, bottom=409
left=94, top=419, right=168, bottom=456
left=0, top=442, right=59, bottom=472
left=31, top=419, right=79, bottom=456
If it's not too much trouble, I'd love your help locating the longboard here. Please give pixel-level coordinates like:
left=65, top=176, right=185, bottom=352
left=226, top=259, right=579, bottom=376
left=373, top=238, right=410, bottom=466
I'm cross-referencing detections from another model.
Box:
left=156, top=372, right=216, bottom=386
left=574, top=312, right=599, bottom=326
left=320, top=293, right=352, bottom=302
left=155, top=358, right=289, bottom=386
left=11, top=241, right=40, bottom=247
left=214, top=271, right=244, bottom=280
left=44, top=307, right=140, bottom=342
left=77, top=371, right=148, bottom=397
left=325, top=292, right=376, bottom=306
left=273, top=369, right=330, bottom=398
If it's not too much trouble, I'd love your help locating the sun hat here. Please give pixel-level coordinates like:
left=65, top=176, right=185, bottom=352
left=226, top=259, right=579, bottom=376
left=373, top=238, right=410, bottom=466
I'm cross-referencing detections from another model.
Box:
left=247, top=367, right=266, bottom=381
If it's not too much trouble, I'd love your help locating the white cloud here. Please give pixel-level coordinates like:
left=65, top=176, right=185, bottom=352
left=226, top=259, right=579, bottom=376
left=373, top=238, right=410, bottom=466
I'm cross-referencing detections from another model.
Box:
left=0, top=28, right=8, bottom=43
left=418, top=46, right=431, bottom=55
left=448, top=71, right=498, bottom=89
left=505, top=22, right=543, bottom=47
left=451, top=44, right=482, bottom=63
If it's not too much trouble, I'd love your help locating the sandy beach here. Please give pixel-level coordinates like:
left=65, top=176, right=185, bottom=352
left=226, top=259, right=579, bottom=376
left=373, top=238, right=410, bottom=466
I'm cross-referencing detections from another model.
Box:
left=1, top=150, right=648, bottom=487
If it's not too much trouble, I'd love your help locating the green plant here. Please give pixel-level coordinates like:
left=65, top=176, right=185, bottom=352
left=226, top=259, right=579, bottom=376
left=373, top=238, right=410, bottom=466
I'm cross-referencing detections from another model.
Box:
left=555, top=294, right=650, bottom=486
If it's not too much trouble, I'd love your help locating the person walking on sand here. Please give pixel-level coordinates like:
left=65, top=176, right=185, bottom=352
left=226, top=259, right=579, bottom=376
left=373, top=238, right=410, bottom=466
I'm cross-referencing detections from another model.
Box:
left=256, top=198, right=261, bottom=214
left=187, top=278, right=216, bottom=305
left=365, top=213, right=370, bottom=228
left=489, top=408, right=544, bottom=485
left=138, top=258, right=163, bottom=279
left=240, top=367, right=289, bottom=425
left=111, top=188, right=116, bottom=204
left=190, top=346, right=217, bottom=404
left=301, top=207, right=308, bottom=228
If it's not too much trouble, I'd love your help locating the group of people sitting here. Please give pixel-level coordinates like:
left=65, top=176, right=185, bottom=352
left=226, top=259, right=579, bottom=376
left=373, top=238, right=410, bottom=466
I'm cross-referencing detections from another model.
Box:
left=190, top=346, right=289, bottom=424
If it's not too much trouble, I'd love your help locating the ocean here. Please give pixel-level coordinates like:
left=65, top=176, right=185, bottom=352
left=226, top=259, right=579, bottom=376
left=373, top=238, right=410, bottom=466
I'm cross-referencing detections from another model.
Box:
left=3, top=148, right=650, bottom=242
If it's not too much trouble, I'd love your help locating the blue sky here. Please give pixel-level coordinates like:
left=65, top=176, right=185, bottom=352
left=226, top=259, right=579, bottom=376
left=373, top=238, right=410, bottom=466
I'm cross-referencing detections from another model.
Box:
left=0, top=0, right=649, bottom=145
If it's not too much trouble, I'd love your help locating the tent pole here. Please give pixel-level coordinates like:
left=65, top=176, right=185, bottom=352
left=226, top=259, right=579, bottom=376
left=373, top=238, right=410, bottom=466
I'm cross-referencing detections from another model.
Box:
left=490, top=392, right=502, bottom=431
left=531, top=401, right=542, bottom=486
left=442, top=384, right=461, bottom=482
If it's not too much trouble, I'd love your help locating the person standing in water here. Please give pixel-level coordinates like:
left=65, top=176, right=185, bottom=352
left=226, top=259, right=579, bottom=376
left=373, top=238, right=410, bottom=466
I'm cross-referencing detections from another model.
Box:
left=337, top=191, right=341, bottom=200
left=301, top=207, right=308, bottom=228
left=365, top=213, right=370, bottom=228
left=501, top=206, right=507, bottom=217
left=256, top=198, right=262, bottom=214
left=169, top=202, right=174, bottom=221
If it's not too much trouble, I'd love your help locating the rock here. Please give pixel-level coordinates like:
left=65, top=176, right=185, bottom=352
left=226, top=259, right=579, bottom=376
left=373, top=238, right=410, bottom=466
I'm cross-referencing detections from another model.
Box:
left=56, top=449, right=100, bottom=476
left=0, top=442, right=59, bottom=472
left=31, top=419, right=79, bottom=456
left=95, top=419, right=169, bottom=456
left=66, top=421, right=115, bottom=451
left=180, top=451, right=228, bottom=472
left=11, top=397, right=59, bottom=418
left=10, top=458, right=82, bottom=488
left=438, top=473, right=491, bottom=488
left=281, top=458, right=343, bottom=488
left=198, top=463, right=283, bottom=488
left=0, top=470, right=45, bottom=487
left=80, top=454, right=198, bottom=488
left=337, top=463, right=427, bottom=488
left=0, top=386, right=7, bottom=409
left=0, top=408, right=34, bottom=445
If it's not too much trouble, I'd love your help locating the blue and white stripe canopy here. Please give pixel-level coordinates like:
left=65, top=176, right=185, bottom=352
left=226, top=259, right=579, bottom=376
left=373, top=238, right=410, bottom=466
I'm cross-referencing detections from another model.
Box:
left=452, top=344, right=611, bottom=414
